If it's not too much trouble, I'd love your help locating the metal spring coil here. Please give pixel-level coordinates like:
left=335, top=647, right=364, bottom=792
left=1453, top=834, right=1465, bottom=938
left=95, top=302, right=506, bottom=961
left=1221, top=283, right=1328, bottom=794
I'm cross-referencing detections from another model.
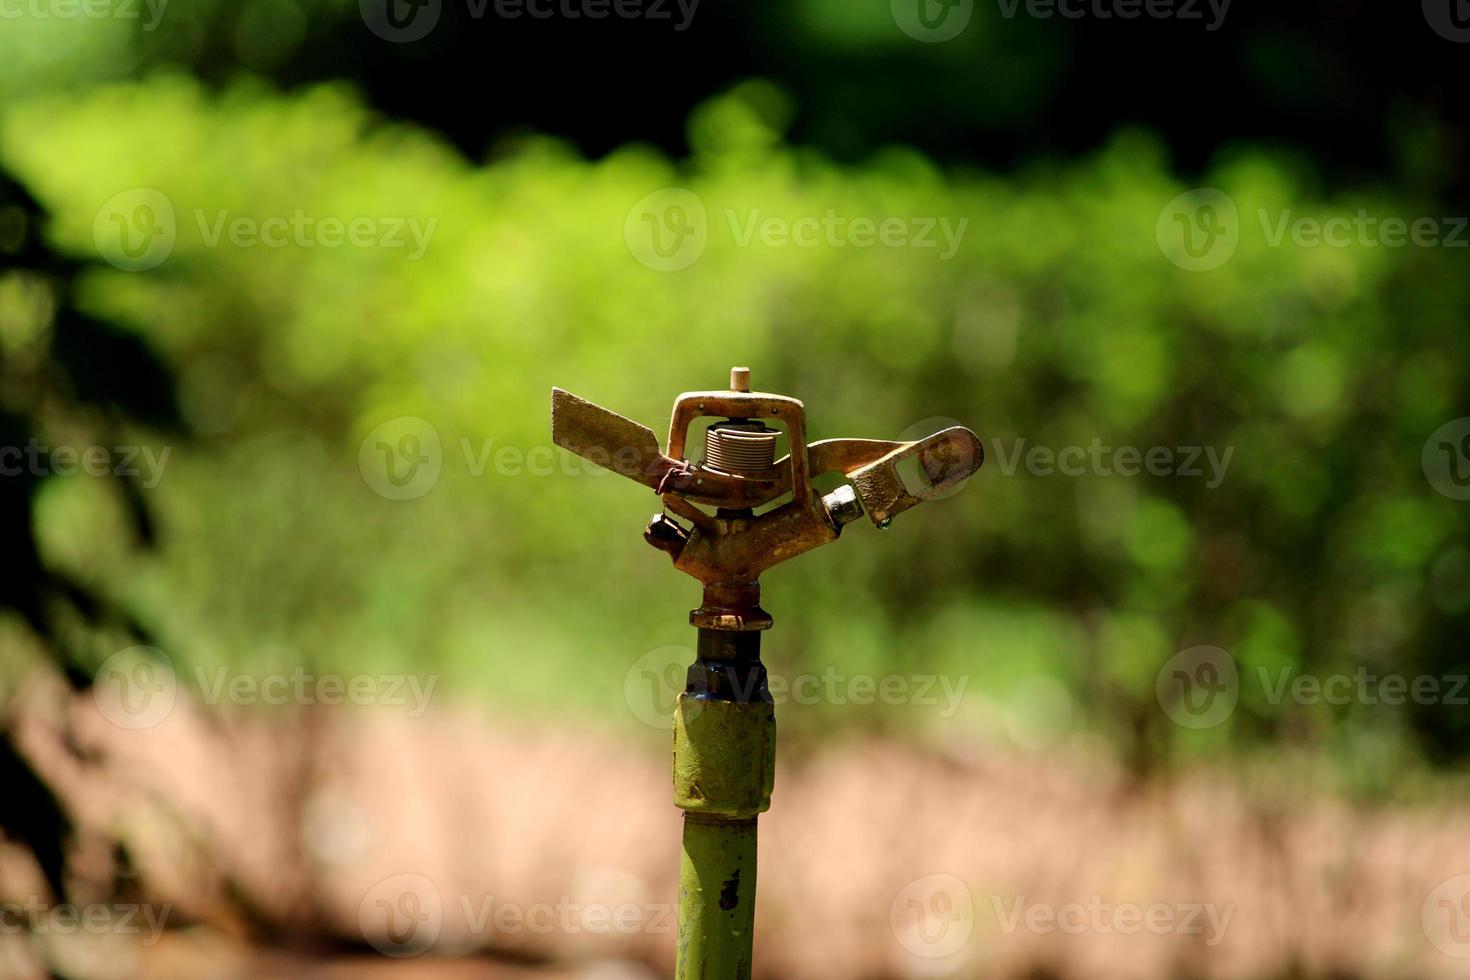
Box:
left=703, top=422, right=779, bottom=475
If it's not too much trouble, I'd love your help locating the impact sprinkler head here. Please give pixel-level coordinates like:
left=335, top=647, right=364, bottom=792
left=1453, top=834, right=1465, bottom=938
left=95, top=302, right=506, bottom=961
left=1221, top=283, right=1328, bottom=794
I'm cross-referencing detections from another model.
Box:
left=551, top=366, right=984, bottom=627
left=550, top=366, right=983, bottom=980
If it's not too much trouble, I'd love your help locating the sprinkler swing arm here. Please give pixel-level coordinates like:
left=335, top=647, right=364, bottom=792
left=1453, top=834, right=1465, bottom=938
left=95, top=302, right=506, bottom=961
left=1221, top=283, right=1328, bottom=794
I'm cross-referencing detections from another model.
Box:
left=550, top=368, right=983, bottom=980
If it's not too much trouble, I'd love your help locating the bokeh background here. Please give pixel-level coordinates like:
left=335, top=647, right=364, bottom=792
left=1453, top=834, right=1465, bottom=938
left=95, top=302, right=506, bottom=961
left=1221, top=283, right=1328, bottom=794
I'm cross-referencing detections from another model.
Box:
left=1, top=2, right=1469, bottom=977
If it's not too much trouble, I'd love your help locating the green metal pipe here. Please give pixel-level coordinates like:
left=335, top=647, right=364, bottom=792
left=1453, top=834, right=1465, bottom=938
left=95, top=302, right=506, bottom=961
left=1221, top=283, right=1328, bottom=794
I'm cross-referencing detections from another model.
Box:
left=672, top=628, right=775, bottom=980
left=677, top=815, right=758, bottom=980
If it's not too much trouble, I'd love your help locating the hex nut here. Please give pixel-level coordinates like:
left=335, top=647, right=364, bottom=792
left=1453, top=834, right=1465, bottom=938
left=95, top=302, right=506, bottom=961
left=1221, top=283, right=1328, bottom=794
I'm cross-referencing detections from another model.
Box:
left=822, top=484, right=864, bottom=527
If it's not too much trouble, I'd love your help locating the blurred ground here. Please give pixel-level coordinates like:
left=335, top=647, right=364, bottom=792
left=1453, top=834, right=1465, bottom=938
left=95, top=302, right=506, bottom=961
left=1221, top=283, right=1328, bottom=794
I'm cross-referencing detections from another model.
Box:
left=4, top=666, right=1466, bottom=979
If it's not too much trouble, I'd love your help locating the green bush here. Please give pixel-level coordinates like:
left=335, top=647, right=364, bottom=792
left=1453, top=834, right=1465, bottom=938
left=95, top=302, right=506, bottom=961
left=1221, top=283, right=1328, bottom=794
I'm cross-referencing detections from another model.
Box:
left=2, top=76, right=1466, bottom=789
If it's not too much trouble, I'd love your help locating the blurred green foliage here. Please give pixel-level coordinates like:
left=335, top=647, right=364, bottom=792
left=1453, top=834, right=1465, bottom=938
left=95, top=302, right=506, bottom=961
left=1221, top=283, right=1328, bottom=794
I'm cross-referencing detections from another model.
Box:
left=1, top=65, right=1467, bottom=794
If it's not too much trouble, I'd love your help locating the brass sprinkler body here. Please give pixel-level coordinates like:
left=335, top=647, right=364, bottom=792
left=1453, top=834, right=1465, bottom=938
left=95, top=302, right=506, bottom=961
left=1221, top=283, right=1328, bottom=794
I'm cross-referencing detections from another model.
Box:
left=551, top=368, right=983, bottom=980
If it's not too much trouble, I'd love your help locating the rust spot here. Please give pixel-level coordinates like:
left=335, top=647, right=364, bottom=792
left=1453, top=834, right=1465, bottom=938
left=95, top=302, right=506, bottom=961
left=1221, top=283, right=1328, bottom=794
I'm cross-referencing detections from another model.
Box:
left=718, top=870, right=741, bottom=911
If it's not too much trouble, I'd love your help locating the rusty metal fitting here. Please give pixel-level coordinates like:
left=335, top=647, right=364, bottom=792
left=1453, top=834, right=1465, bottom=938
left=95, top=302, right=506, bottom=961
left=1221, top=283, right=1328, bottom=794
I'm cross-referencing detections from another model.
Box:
left=552, top=369, right=983, bottom=626
left=672, top=628, right=775, bottom=818
left=822, top=484, right=864, bottom=527
left=690, top=582, right=772, bottom=631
